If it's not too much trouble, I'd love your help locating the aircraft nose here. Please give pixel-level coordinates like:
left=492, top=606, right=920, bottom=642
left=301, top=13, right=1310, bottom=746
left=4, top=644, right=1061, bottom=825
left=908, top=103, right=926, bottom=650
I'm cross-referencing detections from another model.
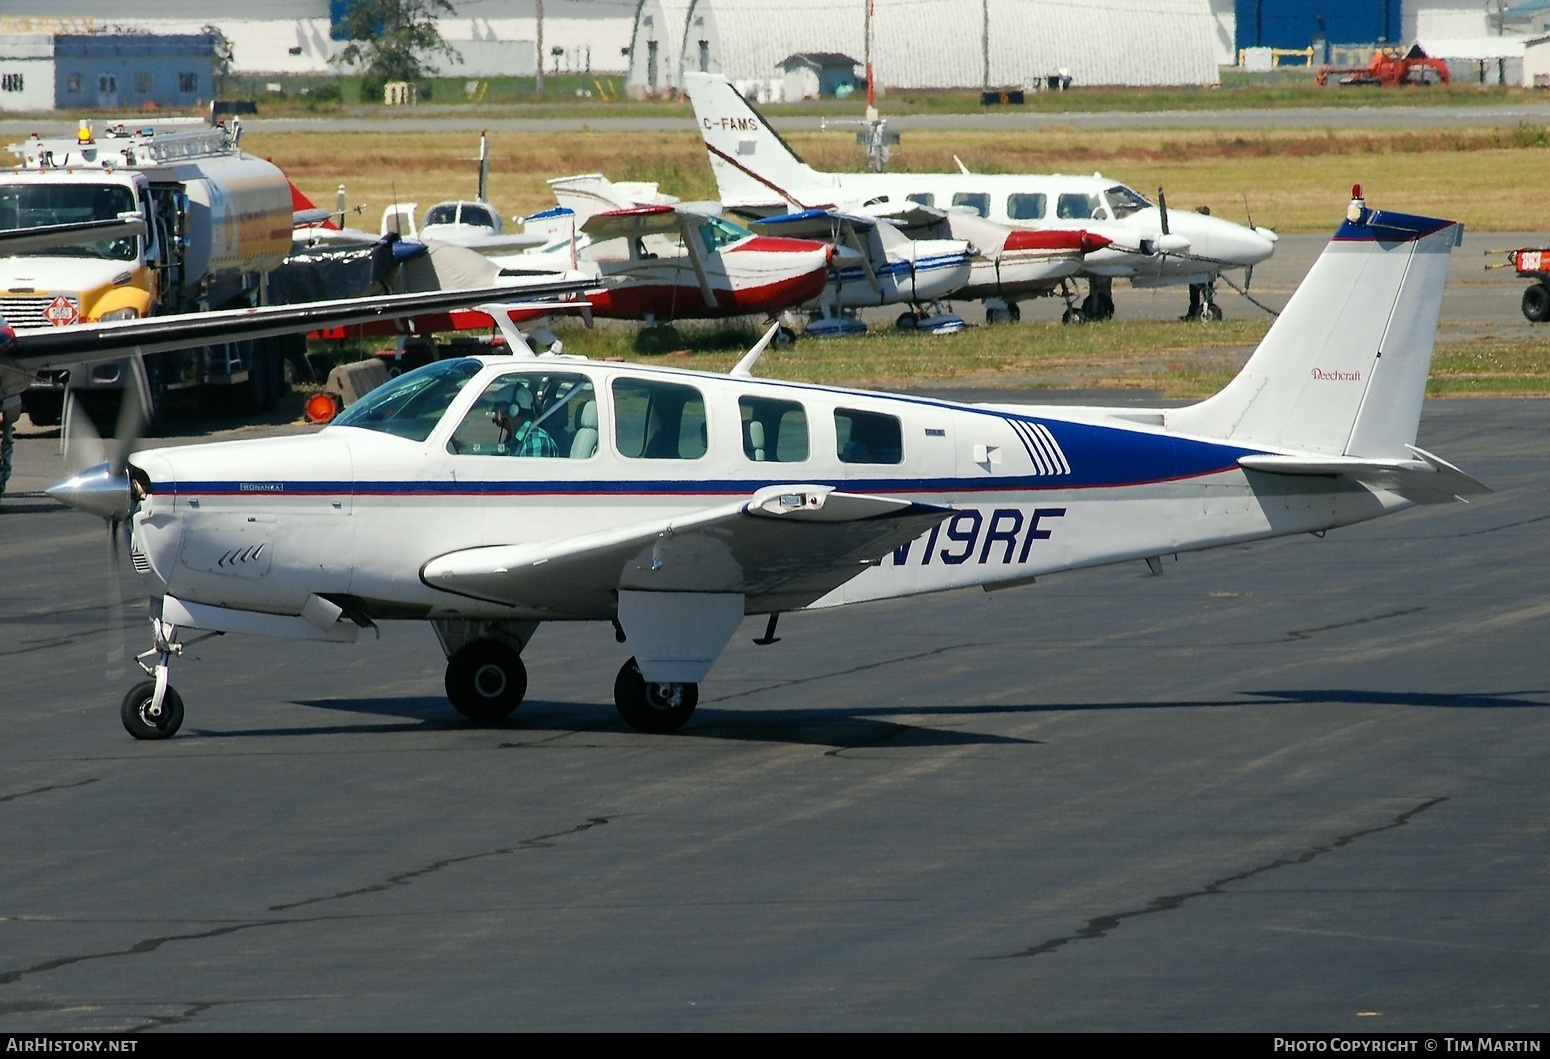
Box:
left=46, top=462, right=134, bottom=521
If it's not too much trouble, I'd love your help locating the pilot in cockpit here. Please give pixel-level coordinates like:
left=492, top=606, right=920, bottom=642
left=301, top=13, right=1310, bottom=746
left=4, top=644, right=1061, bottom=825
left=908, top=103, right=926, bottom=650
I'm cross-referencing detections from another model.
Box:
left=494, top=387, right=560, bottom=458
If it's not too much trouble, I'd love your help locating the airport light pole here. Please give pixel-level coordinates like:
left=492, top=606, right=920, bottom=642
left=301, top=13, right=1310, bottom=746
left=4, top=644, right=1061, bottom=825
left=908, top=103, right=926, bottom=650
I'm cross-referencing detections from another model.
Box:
left=536, top=0, right=545, bottom=97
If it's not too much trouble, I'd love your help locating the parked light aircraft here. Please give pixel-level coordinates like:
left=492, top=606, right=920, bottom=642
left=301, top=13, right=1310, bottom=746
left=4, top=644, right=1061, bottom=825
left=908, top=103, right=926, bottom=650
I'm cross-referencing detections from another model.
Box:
left=537, top=175, right=972, bottom=338
left=41, top=190, right=1486, bottom=741
left=681, top=72, right=1280, bottom=322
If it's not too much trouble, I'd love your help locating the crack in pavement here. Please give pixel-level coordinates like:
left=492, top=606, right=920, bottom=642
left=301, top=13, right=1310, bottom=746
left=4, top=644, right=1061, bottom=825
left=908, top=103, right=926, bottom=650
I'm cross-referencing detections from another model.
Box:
left=1221, top=606, right=1428, bottom=647
left=705, top=642, right=980, bottom=704
left=267, top=816, right=611, bottom=912
left=0, top=778, right=97, bottom=805
left=0, top=816, right=613, bottom=995
left=992, top=796, right=1448, bottom=960
left=0, top=918, right=312, bottom=987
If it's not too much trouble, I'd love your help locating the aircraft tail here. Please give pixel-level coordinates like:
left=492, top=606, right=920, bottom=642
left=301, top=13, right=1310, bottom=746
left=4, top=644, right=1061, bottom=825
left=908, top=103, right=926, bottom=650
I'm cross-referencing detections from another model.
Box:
left=681, top=72, right=827, bottom=214
left=1166, top=189, right=1462, bottom=460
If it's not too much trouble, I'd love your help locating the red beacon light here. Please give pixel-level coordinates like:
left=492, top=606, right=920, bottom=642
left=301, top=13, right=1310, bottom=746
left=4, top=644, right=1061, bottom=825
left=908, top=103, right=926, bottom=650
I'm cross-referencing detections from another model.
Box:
left=1347, top=184, right=1367, bottom=224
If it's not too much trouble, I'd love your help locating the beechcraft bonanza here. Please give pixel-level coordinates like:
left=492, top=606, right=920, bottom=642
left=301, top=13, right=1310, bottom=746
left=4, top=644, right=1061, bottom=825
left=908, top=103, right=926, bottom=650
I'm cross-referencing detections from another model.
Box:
left=41, top=190, right=1488, bottom=741
left=682, top=72, right=1279, bottom=323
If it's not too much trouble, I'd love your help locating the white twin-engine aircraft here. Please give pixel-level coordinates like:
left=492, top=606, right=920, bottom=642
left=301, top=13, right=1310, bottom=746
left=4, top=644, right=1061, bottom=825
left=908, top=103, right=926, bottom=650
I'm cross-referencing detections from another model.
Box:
left=45, top=191, right=1488, bottom=740
left=681, top=72, right=1279, bottom=322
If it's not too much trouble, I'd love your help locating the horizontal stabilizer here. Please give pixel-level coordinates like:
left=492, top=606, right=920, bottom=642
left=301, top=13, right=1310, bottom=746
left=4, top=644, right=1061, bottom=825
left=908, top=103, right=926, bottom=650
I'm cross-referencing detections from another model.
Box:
left=421, top=485, right=952, bottom=614
left=1239, top=445, right=1490, bottom=503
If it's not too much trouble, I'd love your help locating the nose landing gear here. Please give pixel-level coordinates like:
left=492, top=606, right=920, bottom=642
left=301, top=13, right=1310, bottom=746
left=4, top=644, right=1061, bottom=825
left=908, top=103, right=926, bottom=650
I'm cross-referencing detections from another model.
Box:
left=120, top=617, right=216, bottom=740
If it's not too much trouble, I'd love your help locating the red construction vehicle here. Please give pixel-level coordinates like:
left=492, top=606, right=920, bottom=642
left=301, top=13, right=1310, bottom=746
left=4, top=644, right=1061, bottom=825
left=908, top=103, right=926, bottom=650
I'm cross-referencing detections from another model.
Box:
left=1316, top=46, right=1450, bottom=87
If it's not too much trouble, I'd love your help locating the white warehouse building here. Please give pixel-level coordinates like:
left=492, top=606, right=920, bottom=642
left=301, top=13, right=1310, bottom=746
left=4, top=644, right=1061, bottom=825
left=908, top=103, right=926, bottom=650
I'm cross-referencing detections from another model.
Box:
left=627, top=0, right=1227, bottom=97
left=0, top=1, right=633, bottom=78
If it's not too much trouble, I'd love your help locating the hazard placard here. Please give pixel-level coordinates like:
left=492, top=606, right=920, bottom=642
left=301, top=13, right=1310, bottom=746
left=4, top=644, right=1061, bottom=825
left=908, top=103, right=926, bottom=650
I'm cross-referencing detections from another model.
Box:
left=43, top=295, right=79, bottom=327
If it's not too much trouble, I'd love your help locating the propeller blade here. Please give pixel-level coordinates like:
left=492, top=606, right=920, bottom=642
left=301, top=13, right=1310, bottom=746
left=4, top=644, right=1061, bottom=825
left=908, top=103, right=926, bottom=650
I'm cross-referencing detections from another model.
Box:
left=1241, top=188, right=1255, bottom=229
left=61, top=392, right=107, bottom=473
left=1244, top=265, right=1254, bottom=293
left=109, top=356, right=150, bottom=476
left=106, top=518, right=126, bottom=681
left=1157, top=187, right=1170, bottom=237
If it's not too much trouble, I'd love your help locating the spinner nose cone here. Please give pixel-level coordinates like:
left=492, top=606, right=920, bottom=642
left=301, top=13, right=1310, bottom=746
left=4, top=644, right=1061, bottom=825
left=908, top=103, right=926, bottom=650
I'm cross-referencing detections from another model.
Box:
left=46, top=461, right=133, bottom=521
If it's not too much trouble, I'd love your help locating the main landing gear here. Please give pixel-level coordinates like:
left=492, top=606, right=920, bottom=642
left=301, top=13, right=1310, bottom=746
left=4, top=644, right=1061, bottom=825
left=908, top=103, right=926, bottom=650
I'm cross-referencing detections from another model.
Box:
left=1183, top=280, right=1224, bottom=322
left=613, top=657, right=698, bottom=733
left=444, top=639, right=528, bottom=721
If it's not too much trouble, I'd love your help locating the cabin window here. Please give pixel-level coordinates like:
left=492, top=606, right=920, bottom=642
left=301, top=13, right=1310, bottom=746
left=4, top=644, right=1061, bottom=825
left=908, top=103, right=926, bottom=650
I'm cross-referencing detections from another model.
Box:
left=1006, top=193, right=1046, bottom=220
left=460, top=204, right=496, bottom=229
left=1103, top=185, right=1152, bottom=219
left=1056, top=192, right=1101, bottom=220
left=740, top=396, right=808, bottom=463
left=613, top=378, right=708, bottom=460
left=448, top=371, right=598, bottom=459
left=332, top=358, right=482, bottom=442
left=425, top=203, right=458, bottom=225
left=834, top=408, right=903, bottom=464
left=698, top=214, right=753, bottom=254
left=951, top=192, right=990, bottom=217
left=906, top=193, right=934, bottom=208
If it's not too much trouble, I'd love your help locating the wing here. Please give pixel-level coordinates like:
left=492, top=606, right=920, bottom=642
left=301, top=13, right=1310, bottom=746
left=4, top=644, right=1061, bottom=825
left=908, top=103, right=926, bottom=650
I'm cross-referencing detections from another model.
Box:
left=1239, top=445, right=1490, bottom=504
left=579, top=204, right=682, bottom=241
left=0, top=276, right=595, bottom=374
left=421, top=484, right=953, bottom=616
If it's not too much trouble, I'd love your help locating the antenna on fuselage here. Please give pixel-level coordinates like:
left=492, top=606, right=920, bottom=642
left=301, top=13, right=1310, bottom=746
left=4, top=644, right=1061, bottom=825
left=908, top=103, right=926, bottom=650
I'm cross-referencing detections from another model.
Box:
left=730, top=320, right=782, bottom=378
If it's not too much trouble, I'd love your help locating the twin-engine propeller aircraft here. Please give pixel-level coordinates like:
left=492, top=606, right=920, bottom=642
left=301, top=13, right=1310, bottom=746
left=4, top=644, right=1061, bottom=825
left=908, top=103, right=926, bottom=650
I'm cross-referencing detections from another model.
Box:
left=681, top=72, right=1279, bottom=323
left=43, top=190, right=1488, bottom=741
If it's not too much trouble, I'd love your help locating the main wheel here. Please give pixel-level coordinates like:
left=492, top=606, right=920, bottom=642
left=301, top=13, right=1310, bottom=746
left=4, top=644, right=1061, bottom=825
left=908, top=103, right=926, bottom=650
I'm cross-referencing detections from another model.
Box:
left=1061, top=306, right=1086, bottom=325
left=445, top=639, right=527, bottom=721
left=985, top=306, right=1013, bottom=326
left=121, top=681, right=184, bottom=740
left=613, top=657, right=697, bottom=733
left=1204, top=302, right=1224, bottom=322
left=1523, top=284, right=1550, bottom=323
left=895, top=311, right=919, bottom=331
left=773, top=325, right=797, bottom=347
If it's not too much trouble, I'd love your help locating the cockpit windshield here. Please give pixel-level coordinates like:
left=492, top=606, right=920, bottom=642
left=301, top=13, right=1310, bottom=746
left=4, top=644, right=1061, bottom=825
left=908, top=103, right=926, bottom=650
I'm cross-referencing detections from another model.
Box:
left=1103, top=185, right=1153, bottom=220
left=331, top=358, right=482, bottom=441
left=0, top=183, right=139, bottom=260
left=698, top=214, right=753, bottom=254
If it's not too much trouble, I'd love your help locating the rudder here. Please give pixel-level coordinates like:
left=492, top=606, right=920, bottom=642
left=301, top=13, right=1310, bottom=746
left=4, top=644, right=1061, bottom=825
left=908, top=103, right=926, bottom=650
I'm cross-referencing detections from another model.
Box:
left=1167, top=189, right=1462, bottom=459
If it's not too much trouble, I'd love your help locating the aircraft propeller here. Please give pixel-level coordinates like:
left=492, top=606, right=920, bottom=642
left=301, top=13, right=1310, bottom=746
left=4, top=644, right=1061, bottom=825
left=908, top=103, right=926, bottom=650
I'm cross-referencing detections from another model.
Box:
left=49, top=361, right=151, bottom=679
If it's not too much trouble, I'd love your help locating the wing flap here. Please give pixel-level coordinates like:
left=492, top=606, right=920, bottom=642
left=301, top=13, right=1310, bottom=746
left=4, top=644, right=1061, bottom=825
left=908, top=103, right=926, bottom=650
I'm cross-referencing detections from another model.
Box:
left=1239, top=445, right=1490, bottom=503
left=421, top=485, right=952, bottom=614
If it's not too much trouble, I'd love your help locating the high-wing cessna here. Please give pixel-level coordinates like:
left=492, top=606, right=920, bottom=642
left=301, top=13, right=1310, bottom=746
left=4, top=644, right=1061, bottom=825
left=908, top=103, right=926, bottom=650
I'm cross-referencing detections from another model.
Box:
left=43, top=191, right=1486, bottom=741
left=682, top=72, right=1280, bottom=323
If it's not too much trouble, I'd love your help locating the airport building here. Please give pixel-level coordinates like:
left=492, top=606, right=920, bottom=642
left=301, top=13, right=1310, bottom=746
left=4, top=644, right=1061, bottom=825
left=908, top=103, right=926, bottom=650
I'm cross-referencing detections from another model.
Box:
left=627, top=0, right=1232, bottom=97
left=0, top=31, right=220, bottom=112
left=0, top=2, right=635, bottom=79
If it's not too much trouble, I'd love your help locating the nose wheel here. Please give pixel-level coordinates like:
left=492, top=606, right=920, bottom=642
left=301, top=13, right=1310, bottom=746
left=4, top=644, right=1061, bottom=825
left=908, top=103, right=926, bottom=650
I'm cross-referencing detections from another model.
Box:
left=444, top=639, right=528, bottom=721
left=613, top=657, right=698, bottom=733
left=121, top=680, right=184, bottom=740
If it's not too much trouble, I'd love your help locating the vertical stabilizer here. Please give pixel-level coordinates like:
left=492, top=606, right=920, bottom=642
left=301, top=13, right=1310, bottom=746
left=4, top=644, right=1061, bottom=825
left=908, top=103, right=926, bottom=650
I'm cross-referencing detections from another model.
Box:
left=681, top=72, right=831, bottom=214
left=1167, top=189, right=1462, bottom=459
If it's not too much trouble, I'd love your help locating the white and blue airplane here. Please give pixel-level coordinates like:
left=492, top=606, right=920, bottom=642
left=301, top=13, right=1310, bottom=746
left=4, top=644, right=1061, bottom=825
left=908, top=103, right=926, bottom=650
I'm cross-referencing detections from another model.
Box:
left=40, top=189, right=1487, bottom=740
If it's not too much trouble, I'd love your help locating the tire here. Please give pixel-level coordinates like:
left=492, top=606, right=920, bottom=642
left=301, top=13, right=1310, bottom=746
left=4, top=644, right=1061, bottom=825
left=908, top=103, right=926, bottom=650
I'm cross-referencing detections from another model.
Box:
left=1204, top=303, right=1224, bottom=322
left=1061, top=307, right=1085, bottom=325
left=444, top=639, right=527, bottom=721
left=773, top=325, right=797, bottom=347
left=633, top=325, right=682, bottom=355
left=0, top=406, right=12, bottom=502
left=121, top=680, right=184, bottom=740
left=613, top=657, right=697, bottom=734
left=985, top=307, right=1012, bottom=326
left=895, top=312, right=919, bottom=331
left=1523, top=284, right=1550, bottom=323
left=1007, top=302, right=1022, bottom=323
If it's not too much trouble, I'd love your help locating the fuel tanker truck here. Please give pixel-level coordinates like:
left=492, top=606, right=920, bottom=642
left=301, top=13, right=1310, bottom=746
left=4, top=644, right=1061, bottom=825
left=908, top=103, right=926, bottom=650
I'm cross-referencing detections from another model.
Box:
left=0, top=119, right=295, bottom=441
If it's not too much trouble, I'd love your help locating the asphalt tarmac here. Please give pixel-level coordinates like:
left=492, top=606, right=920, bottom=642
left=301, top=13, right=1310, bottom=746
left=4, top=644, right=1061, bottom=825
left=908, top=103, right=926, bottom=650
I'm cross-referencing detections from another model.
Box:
left=0, top=395, right=1545, bottom=1032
